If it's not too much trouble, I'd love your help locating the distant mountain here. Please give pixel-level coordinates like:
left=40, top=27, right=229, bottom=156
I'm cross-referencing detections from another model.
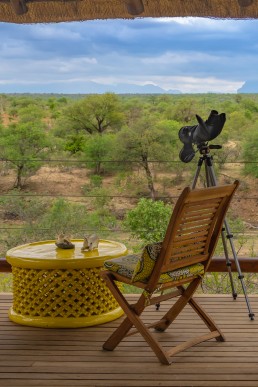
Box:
left=237, top=81, right=258, bottom=93
left=0, top=81, right=182, bottom=95
left=110, top=83, right=181, bottom=94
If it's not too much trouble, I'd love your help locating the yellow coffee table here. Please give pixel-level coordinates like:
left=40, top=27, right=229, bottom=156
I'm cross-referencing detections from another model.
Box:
left=6, top=239, right=127, bottom=328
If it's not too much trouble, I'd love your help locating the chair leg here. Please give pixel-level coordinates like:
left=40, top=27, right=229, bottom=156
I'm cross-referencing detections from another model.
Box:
left=102, top=273, right=225, bottom=365
left=102, top=272, right=172, bottom=364
left=154, top=278, right=202, bottom=332
left=153, top=279, right=224, bottom=343
left=103, top=316, right=134, bottom=351
left=101, top=272, right=136, bottom=350
left=188, top=297, right=225, bottom=342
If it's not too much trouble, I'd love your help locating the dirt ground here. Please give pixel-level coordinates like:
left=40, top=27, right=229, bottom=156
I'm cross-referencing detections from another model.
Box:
left=0, top=166, right=87, bottom=197
left=0, top=162, right=258, bottom=224
left=0, top=162, right=258, bottom=257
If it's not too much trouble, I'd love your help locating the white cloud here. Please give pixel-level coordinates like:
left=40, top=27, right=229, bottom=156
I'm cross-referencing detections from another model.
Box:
left=151, top=17, right=240, bottom=32
left=84, top=74, right=243, bottom=93
left=32, top=25, right=82, bottom=40
left=0, top=39, right=31, bottom=58
left=141, top=51, right=218, bottom=65
left=148, top=75, right=243, bottom=93
left=0, top=18, right=257, bottom=93
left=58, top=57, right=98, bottom=72
left=0, top=55, right=98, bottom=81
left=151, top=17, right=192, bottom=25
left=91, top=77, right=118, bottom=85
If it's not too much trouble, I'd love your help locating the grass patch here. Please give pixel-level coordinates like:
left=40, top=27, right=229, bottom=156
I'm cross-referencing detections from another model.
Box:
left=0, top=273, right=12, bottom=292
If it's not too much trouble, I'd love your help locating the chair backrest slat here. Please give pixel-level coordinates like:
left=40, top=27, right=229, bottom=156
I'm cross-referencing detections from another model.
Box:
left=162, top=254, right=209, bottom=273
left=173, top=234, right=208, bottom=247
left=150, top=182, right=239, bottom=281
left=174, top=229, right=208, bottom=242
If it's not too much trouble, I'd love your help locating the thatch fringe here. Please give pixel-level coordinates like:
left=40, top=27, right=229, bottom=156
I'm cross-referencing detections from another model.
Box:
left=0, top=0, right=258, bottom=24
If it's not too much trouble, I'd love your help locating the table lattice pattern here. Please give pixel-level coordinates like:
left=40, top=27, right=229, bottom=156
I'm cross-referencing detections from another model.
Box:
left=12, top=266, right=120, bottom=318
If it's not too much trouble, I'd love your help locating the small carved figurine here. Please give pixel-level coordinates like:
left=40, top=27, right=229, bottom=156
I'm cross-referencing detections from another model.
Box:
left=55, top=233, right=75, bottom=249
left=81, top=234, right=99, bottom=252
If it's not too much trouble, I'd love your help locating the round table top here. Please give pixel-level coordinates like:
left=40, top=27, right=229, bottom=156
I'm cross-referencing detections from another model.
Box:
left=6, top=239, right=128, bottom=269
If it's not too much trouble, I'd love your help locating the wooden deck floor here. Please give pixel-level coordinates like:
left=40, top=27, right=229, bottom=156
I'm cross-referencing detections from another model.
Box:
left=0, top=293, right=258, bottom=387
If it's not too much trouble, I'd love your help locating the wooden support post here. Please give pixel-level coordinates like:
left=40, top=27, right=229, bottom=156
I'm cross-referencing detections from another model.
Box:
left=124, top=0, right=144, bottom=15
left=0, top=258, right=12, bottom=273
left=238, top=0, right=253, bottom=7
left=10, top=0, right=28, bottom=15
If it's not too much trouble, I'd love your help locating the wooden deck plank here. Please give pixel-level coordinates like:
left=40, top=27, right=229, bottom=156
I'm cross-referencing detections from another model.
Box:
left=0, top=293, right=258, bottom=386
left=1, top=384, right=258, bottom=387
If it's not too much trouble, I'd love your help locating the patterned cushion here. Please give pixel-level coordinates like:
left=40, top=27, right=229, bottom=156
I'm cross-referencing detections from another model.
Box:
left=104, top=250, right=204, bottom=284
left=132, top=242, right=162, bottom=282
left=155, top=263, right=204, bottom=284
left=104, top=254, right=140, bottom=279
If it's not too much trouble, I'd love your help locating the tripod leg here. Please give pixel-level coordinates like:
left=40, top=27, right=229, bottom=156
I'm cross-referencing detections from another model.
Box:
left=223, top=219, right=255, bottom=320
left=205, top=161, right=237, bottom=298
left=191, top=157, right=203, bottom=189
left=205, top=158, right=255, bottom=320
left=221, top=227, right=237, bottom=299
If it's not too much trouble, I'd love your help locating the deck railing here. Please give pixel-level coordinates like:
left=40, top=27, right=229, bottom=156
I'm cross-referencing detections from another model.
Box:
left=1, top=256, right=258, bottom=273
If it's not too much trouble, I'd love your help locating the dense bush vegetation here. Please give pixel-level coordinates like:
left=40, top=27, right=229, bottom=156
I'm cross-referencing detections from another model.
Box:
left=0, top=92, right=258, bottom=293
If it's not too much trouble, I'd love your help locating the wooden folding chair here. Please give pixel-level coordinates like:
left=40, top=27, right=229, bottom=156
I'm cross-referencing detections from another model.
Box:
left=101, top=181, right=239, bottom=364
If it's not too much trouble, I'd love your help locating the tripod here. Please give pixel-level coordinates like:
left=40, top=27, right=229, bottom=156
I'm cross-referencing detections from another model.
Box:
left=192, top=144, right=254, bottom=320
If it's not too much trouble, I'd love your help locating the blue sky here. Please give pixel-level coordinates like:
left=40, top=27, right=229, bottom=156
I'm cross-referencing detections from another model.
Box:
left=1, top=17, right=258, bottom=93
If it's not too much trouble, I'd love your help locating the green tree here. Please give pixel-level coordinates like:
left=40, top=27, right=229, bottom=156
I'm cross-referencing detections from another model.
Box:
left=59, top=93, right=124, bottom=135
left=226, top=111, right=249, bottom=142
left=115, top=116, right=179, bottom=199
left=124, top=198, right=172, bottom=244
left=46, top=96, right=69, bottom=120
left=122, top=97, right=147, bottom=126
left=168, top=98, right=199, bottom=123
left=82, top=133, right=116, bottom=174
left=0, top=111, right=51, bottom=189
left=242, top=129, right=258, bottom=178
left=64, top=134, right=86, bottom=155
left=38, top=197, right=116, bottom=238
left=38, top=198, right=90, bottom=236
left=17, top=104, right=45, bottom=123
left=0, top=94, right=10, bottom=115
left=240, top=97, right=258, bottom=113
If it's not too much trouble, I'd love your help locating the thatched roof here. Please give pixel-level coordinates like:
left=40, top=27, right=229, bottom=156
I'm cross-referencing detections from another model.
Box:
left=0, top=0, right=257, bottom=24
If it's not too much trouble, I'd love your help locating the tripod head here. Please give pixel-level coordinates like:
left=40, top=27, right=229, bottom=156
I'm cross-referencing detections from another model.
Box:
left=197, top=143, right=222, bottom=156
left=194, top=143, right=223, bottom=169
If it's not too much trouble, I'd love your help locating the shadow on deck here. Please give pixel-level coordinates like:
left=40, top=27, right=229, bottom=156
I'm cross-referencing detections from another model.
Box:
left=0, top=294, right=258, bottom=387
